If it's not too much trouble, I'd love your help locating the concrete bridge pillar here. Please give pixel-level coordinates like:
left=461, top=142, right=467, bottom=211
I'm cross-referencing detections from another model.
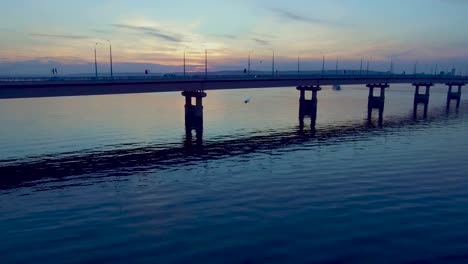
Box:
left=366, top=83, right=389, bottom=126
left=367, top=83, right=388, bottom=110
left=412, top=83, right=432, bottom=118
left=446, top=83, right=464, bottom=110
left=297, top=85, right=321, bottom=129
left=413, top=83, right=432, bottom=105
left=182, top=90, right=207, bottom=139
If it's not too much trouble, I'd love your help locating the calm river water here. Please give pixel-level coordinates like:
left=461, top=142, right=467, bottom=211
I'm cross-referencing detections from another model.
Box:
left=0, top=84, right=467, bottom=263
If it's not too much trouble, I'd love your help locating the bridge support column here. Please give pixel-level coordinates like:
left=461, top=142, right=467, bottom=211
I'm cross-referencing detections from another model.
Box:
left=297, top=85, right=321, bottom=130
left=412, top=83, right=432, bottom=118
left=413, top=83, right=432, bottom=105
left=367, top=83, right=389, bottom=125
left=182, top=90, right=206, bottom=145
left=446, top=83, right=464, bottom=110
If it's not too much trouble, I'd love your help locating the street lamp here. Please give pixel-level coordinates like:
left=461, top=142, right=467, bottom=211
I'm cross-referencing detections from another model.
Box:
left=366, top=57, right=371, bottom=75
left=322, top=55, right=325, bottom=76
left=272, top=50, right=275, bottom=76
left=199, top=43, right=208, bottom=78
left=183, top=47, right=187, bottom=77
left=335, top=57, right=339, bottom=75
left=360, top=57, right=363, bottom=75
left=107, top=40, right=113, bottom=79
left=297, top=56, right=300, bottom=77
left=248, top=53, right=251, bottom=76
left=248, top=50, right=253, bottom=76
left=200, top=47, right=207, bottom=78
left=389, top=59, right=394, bottom=74
left=94, top=43, right=98, bottom=78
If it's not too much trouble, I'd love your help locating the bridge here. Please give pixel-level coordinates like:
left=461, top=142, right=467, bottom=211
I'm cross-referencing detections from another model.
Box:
left=1, top=73, right=466, bottom=129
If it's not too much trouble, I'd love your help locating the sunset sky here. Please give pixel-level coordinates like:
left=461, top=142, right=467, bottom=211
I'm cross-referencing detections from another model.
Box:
left=1, top=0, right=467, bottom=75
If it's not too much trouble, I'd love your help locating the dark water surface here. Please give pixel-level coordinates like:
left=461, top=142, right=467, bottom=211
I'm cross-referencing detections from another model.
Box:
left=1, top=85, right=467, bottom=263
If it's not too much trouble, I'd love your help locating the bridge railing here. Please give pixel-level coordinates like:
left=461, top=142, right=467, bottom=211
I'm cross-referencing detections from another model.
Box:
left=0, top=73, right=466, bottom=83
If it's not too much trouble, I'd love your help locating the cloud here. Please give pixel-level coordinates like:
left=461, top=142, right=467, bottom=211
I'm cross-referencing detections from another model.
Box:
left=441, top=0, right=468, bottom=4
left=112, top=23, right=183, bottom=43
left=31, top=33, right=90, bottom=40
left=213, top=34, right=238, bottom=40
left=252, top=38, right=270, bottom=46
left=387, top=49, right=415, bottom=59
left=269, top=7, right=337, bottom=25
left=0, top=27, right=17, bottom=33
left=0, top=59, right=184, bottom=75
left=91, top=29, right=112, bottom=34
left=253, top=32, right=276, bottom=39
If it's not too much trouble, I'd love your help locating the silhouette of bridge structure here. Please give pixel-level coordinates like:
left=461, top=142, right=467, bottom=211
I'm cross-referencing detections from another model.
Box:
left=0, top=73, right=466, bottom=133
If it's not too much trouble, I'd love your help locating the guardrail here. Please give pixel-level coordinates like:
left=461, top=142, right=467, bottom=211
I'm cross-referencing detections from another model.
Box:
left=0, top=73, right=466, bottom=83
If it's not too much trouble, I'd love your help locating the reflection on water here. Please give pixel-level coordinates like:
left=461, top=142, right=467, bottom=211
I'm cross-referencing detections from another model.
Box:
left=0, top=102, right=462, bottom=190
left=185, top=122, right=203, bottom=147
left=0, top=85, right=467, bottom=264
left=413, top=102, right=429, bottom=119
left=367, top=107, right=384, bottom=127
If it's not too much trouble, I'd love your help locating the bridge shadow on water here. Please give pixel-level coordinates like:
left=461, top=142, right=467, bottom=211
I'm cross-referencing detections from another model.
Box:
left=0, top=102, right=465, bottom=190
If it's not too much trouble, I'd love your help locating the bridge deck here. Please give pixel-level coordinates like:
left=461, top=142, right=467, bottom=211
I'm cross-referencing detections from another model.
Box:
left=0, top=74, right=466, bottom=99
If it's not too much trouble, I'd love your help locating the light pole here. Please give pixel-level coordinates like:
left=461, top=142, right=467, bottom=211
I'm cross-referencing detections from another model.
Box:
left=183, top=48, right=186, bottom=77
left=205, top=48, right=208, bottom=78
left=94, top=43, right=98, bottom=78
left=297, top=56, right=300, bottom=77
left=107, top=40, right=113, bottom=79
left=248, top=54, right=251, bottom=75
left=248, top=51, right=253, bottom=76
left=322, top=55, right=325, bottom=76
left=272, top=50, right=275, bottom=76
left=366, top=58, right=370, bottom=75
left=360, top=57, right=363, bottom=75
left=335, top=57, right=339, bottom=75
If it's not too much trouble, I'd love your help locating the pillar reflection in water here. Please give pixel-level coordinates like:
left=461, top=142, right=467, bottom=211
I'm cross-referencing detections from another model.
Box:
left=185, top=122, right=203, bottom=147
left=413, top=103, right=429, bottom=119
left=367, top=108, right=384, bottom=127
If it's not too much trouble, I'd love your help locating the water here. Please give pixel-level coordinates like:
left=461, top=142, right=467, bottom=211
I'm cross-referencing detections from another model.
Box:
left=1, top=84, right=468, bottom=263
